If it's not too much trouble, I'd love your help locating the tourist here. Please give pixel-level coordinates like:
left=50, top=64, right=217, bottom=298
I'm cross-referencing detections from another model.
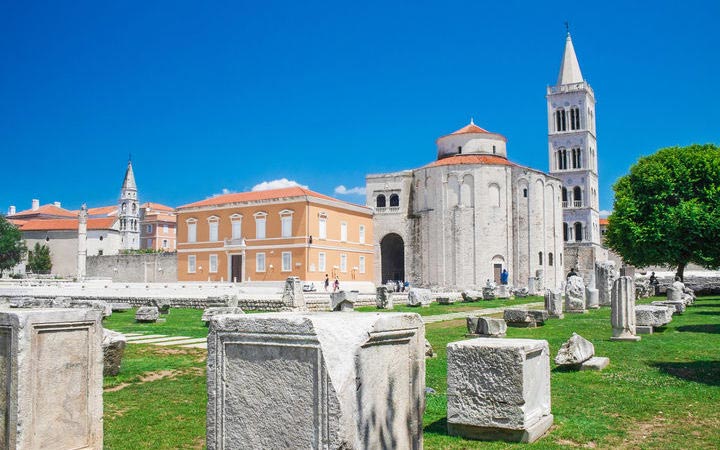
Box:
left=567, top=267, right=578, bottom=279
left=333, top=277, right=340, bottom=292
left=500, top=269, right=509, bottom=285
left=403, top=280, right=410, bottom=292
left=324, top=274, right=330, bottom=292
left=649, top=272, right=659, bottom=286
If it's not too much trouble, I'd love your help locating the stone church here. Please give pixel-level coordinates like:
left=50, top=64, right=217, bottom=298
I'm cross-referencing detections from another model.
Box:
left=367, top=32, right=603, bottom=290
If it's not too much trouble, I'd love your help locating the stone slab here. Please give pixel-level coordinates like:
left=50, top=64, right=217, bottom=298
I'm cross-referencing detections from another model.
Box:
left=125, top=334, right=166, bottom=341
left=636, top=325, right=653, bottom=335
left=635, top=305, right=673, bottom=327
left=182, top=342, right=208, bottom=349
left=555, top=333, right=594, bottom=366
left=579, top=356, right=610, bottom=371
left=102, top=328, right=126, bottom=376
left=448, top=413, right=554, bottom=444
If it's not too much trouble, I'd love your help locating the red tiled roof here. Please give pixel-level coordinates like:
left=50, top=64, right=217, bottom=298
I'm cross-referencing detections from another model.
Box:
left=18, top=217, right=116, bottom=231
left=85, top=205, right=118, bottom=216
left=178, top=187, right=345, bottom=209
left=10, top=204, right=77, bottom=218
left=451, top=123, right=489, bottom=135
left=141, top=202, right=174, bottom=212
left=426, top=154, right=515, bottom=168
left=599, top=218, right=609, bottom=225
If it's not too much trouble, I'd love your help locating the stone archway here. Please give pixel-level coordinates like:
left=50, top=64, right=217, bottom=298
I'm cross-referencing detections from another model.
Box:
left=380, top=233, right=405, bottom=284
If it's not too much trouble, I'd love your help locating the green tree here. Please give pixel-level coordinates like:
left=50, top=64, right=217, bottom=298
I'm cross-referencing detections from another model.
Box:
left=606, top=144, right=720, bottom=280
left=0, top=216, right=27, bottom=277
left=27, top=242, right=52, bottom=274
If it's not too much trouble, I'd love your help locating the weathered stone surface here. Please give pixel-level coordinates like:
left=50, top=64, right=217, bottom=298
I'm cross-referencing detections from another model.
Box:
left=461, top=290, right=483, bottom=302
left=554, top=333, right=594, bottom=366
left=135, top=306, right=159, bottom=322
left=482, top=284, right=496, bottom=300
left=425, top=339, right=434, bottom=358
left=282, top=276, right=306, bottom=310
left=496, top=285, right=513, bottom=299
left=202, top=307, right=246, bottom=324
left=611, top=276, right=640, bottom=341
left=102, top=328, right=127, bottom=376
left=447, top=338, right=552, bottom=443
left=437, top=297, right=455, bottom=305
left=651, top=300, right=686, bottom=315
left=544, top=289, right=563, bottom=319
left=151, top=298, right=171, bottom=314
left=579, top=356, right=610, bottom=371
left=528, top=310, right=549, bottom=324
left=375, top=286, right=394, bottom=309
left=503, top=308, right=533, bottom=324
left=111, top=302, right=132, bottom=312
left=407, top=288, right=432, bottom=307
left=513, top=287, right=530, bottom=298
left=586, top=287, right=599, bottom=309
left=330, top=290, right=358, bottom=311
left=206, top=312, right=425, bottom=449
left=467, top=317, right=507, bottom=337
left=70, top=299, right=112, bottom=318
left=565, top=276, right=586, bottom=313
left=10, top=296, right=70, bottom=308
left=635, top=278, right=653, bottom=299
left=206, top=295, right=239, bottom=308
left=595, top=261, right=617, bottom=307
left=635, top=305, right=673, bottom=327
left=0, top=308, right=104, bottom=449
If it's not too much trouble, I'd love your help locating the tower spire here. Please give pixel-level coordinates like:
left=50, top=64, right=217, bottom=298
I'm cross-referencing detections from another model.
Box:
left=557, top=29, right=584, bottom=85
left=122, top=160, right=137, bottom=191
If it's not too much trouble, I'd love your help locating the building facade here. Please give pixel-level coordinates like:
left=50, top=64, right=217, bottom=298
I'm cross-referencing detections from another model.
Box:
left=140, top=202, right=177, bottom=251
left=176, top=187, right=374, bottom=283
left=367, top=121, right=564, bottom=290
left=546, top=32, right=607, bottom=279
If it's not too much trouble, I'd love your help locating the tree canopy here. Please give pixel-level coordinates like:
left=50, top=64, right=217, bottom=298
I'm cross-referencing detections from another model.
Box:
left=27, top=242, right=52, bottom=274
left=0, top=215, right=27, bottom=276
left=605, top=144, right=720, bottom=279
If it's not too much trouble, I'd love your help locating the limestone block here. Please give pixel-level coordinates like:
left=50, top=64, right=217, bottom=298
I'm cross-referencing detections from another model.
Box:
left=207, top=295, right=239, bottom=308
left=482, top=286, right=496, bottom=300
left=595, top=261, right=617, bottom=306
left=611, top=276, right=641, bottom=341
left=151, top=298, right=171, bottom=314
left=202, top=307, right=246, bottom=325
left=635, top=305, right=673, bottom=327
left=565, top=276, right=587, bottom=313
left=206, top=312, right=426, bottom=449
left=527, top=277, right=537, bottom=295
left=111, top=302, right=132, bottom=312
left=586, top=287, right=599, bottom=310
left=447, top=338, right=553, bottom=443
left=504, top=308, right=533, bottom=324
left=135, top=306, right=159, bottom=322
left=544, top=289, right=563, bottom=319
left=10, top=296, right=70, bottom=308
left=282, top=276, right=306, bottom=310
left=461, top=290, right=483, bottom=302
left=513, top=287, right=530, bottom=298
left=70, top=299, right=112, bottom=318
left=0, top=308, right=104, bottom=449
left=467, top=317, right=507, bottom=337
left=635, top=279, right=652, bottom=299
left=425, top=339, right=435, bottom=358
left=407, top=288, right=432, bottom=307
left=651, top=300, right=686, bottom=315
left=102, top=328, right=127, bottom=376
left=375, top=286, right=394, bottom=309
left=437, top=297, right=455, bottom=305
left=496, top=285, right=513, bottom=299
left=579, top=356, right=610, bottom=371
left=554, top=333, right=594, bottom=366
left=528, top=310, right=549, bottom=325
left=331, top=290, right=358, bottom=311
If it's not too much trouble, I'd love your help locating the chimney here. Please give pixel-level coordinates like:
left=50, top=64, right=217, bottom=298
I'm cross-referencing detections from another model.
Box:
left=54, top=201, right=61, bottom=208
left=8, top=206, right=15, bottom=215
left=31, top=199, right=40, bottom=211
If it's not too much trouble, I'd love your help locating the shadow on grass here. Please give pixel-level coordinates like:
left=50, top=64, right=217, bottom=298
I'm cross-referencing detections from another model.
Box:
left=552, top=365, right=581, bottom=373
left=697, top=302, right=720, bottom=307
left=651, top=361, right=720, bottom=386
left=424, top=417, right=449, bottom=436
left=696, top=311, right=720, bottom=316
left=676, top=324, right=720, bottom=334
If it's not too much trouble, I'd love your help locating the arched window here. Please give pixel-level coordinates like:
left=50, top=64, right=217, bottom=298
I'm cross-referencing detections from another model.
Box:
left=574, top=222, right=583, bottom=242
left=376, top=194, right=386, bottom=208
left=389, top=194, right=399, bottom=207
left=121, top=202, right=127, bottom=212
left=556, top=109, right=567, bottom=132
left=570, top=107, right=581, bottom=130
left=538, top=251, right=543, bottom=265
left=563, top=223, right=569, bottom=242
left=573, top=187, right=582, bottom=207
left=549, top=252, right=554, bottom=266
left=562, top=187, right=568, bottom=206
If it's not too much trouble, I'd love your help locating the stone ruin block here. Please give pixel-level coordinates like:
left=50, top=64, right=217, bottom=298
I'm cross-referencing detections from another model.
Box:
left=69, top=299, right=113, bottom=318
left=482, top=285, right=496, bottom=300
left=111, top=302, right=132, bottom=312
left=595, top=261, right=616, bottom=307
left=447, top=338, right=553, bottom=443
left=206, top=312, right=425, bottom=449
left=461, top=290, right=483, bottom=302
left=151, top=298, right=171, bottom=314
left=202, top=307, right=246, bottom=325
left=10, top=296, right=70, bottom=308
left=496, top=285, right=513, bottom=299
left=330, top=290, right=358, bottom=311
left=503, top=309, right=547, bottom=328
left=102, top=328, right=127, bottom=376
left=207, top=295, right=239, bottom=308
left=635, top=305, right=673, bottom=329
left=375, top=286, right=394, bottom=309
left=282, top=276, right=306, bottom=310
left=544, top=289, right=563, bottom=319
left=586, top=287, right=600, bottom=310
left=611, top=276, right=641, bottom=341
left=554, top=333, right=594, bottom=367
left=565, top=276, right=587, bottom=313
left=135, top=306, right=159, bottom=323
left=651, top=300, right=686, bottom=315
left=437, top=297, right=455, bottom=305
left=513, top=287, right=530, bottom=298
left=407, top=288, right=432, bottom=307
left=466, top=316, right=507, bottom=337
left=0, top=308, right=104, bottom=449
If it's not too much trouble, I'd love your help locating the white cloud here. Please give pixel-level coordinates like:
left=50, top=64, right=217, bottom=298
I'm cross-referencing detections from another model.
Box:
left=208, top=188, right=236, bottom=198
left=599, top=209, right=612, bottom=218
left=251, top=178, right=308, bottom=192
left=334, top=185, right=366, bottom=196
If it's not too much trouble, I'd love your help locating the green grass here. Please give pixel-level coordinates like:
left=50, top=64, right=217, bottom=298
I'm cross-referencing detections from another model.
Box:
left=104, top=308, right=209, bottom=338
left=103, top=296, right=720, bottom=449
left=356, top=295, right=543, bottom=316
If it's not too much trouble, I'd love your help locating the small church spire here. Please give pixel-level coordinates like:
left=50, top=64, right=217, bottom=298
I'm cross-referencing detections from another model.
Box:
left=556, top=28, right=584, bottom=85
left=121, top=160, right=137, bottom=191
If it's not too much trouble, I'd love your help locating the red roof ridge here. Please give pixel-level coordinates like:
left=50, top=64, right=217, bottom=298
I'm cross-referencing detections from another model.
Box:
left=178, top=186, right=366, bottom=210
left=426, top=154, right=515, bottom=168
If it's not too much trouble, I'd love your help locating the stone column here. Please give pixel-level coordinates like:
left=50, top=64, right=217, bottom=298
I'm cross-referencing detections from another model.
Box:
left=544, top=289, right=564, bottom=319
left=586, top=286, right=600, bottom=309
left=595, top=261, right=616, bottom=307
left=0, top=308, right=104, bottom=449
left=611, top=276, right=641, bottom=341
left=77, top=204, right=88, bottom=280
left=565, top=276, right=587, bottom=313
left=281, top=276, right=305, bottom=310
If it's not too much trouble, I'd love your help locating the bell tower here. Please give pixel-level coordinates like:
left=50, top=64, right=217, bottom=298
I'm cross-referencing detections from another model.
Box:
left=118, top=160, right=140, bottom=250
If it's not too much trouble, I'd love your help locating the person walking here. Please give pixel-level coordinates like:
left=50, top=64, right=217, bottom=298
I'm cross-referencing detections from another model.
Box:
left=333, top=277, right=340, bottom=292
left=324, top=274, right=330, bottom=292
left=500, top=269, right=509, bottom=285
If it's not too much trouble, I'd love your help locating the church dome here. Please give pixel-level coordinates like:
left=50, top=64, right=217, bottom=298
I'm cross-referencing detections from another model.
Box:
left=436, top=120, right=508, bottom=160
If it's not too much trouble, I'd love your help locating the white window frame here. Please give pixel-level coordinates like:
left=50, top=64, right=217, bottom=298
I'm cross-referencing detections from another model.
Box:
left=280, top=209, right=294, bottom=238
left=254, top=212, right=267, bottom=239
left=359, top=255, right=366, bottom=274
left=230, top=214, right=243, bottom=240
left=340, top=253, right=347, bottom=273
left=318, top=252, right=326, bottom=272
left=256, top=252, right=266, bottom=272
left=340, top=221, right=348, bottom=242
left=188, top=255, right=196, bottom=273
left=359, top=225, right=365, bottom=244
left=318, top=212, right=327, bottom=239
left=208, top=216, right=219, bottom=242
left=186, top=218, right=197, bottom=243
left=163, top=224, right=168, bottom=234
left=209, top=254, right=218, bottom=273
left=282, top=251, right=292, bottom=272
left=146, top=224, right=152, bottom=233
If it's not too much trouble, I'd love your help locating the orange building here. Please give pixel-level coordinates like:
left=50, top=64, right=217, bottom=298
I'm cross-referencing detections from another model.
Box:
left=140, top=202, right=177, bottom=251
left=176, top=187, right=374, bottom=283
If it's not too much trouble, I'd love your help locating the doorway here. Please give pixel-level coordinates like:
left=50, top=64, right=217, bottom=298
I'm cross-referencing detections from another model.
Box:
left=231, top=255, right=242, bottom=282
left=380, top=233, right=405, bottom=284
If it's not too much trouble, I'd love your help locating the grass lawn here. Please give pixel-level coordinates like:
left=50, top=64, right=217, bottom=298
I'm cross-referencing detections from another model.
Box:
left=103, top=296, right=720, bottom=449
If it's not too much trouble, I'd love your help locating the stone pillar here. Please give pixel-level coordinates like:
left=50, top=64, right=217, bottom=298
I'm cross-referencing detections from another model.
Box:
left=206, top=312, right=426, bottom=449
left=77, top=204, right=88, bottom=280
left=375, top=286, right=394, bottom=309
left=544, top=289, right=564, bottom=319
left=611, top=276, right=641, bottom=341
left=0, top=308, right=104, bottom=449
left=595, top=261, right=616, bottom=307
left=586, top=287, right=599, bottom=309
left=527, top=277, right=537, bottom=295
left=281, top=276, right=305, bottom=310
left=535, top=269, right=544, bottom=292
left=564, top=276, right=587, bottom=313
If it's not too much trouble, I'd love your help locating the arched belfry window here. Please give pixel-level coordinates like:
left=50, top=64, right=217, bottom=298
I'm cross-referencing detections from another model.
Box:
left=555, top=109, right=567, bottom=132
left=549, top=252, right=554, bottom=266
left=389, top=194, right=399, bottom=207
left=573, top=187, right=582, bottom=207
left=562, top=187, right=568, bottom=204
left=574, top=222, right=583, bottom=242
left=570, top=107, right=581, bottom=130
left=538, top=251, right=543, bottom=265
left=563, top=223, right=569, bottom=242
left=376, top=194, right=386, bottom=208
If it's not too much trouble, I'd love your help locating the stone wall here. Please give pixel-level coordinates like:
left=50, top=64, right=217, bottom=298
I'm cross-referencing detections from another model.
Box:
left=86, top=253, right=178, bottom=282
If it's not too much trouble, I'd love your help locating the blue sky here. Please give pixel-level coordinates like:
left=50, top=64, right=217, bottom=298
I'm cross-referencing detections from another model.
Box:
left=1, top=0, right=718, bottom=214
